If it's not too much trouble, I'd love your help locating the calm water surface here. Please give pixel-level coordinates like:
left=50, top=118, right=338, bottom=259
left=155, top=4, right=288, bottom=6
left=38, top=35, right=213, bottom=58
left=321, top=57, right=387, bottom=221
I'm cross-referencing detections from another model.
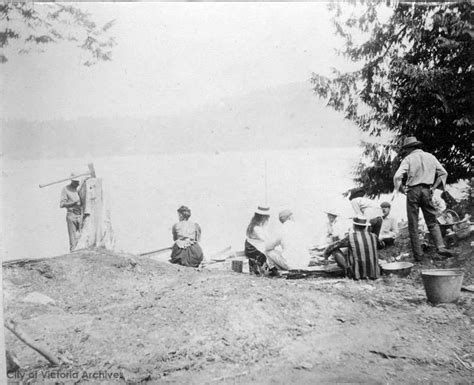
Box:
left=2, top=147, right=410, bottom=261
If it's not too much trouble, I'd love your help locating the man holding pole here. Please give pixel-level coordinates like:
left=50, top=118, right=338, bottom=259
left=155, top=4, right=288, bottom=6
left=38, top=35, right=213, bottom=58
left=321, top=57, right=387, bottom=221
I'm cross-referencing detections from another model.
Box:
left=60, top=175, right=83, bottom=251
left=392, top=137, right=454, bottom=261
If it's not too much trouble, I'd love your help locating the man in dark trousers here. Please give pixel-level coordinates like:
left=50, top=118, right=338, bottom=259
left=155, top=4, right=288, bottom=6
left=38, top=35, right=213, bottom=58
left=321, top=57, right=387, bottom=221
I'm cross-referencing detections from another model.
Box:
left=392, top=136, right=454, bottom=261
left=60, top=175, right=83, bottom=251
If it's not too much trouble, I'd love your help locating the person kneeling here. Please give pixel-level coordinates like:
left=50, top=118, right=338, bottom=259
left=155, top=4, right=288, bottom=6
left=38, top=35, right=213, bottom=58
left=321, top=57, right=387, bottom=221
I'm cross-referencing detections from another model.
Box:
left=323, top=217, right=380, bottom=280
left=265, top=209, right=311, bottom=273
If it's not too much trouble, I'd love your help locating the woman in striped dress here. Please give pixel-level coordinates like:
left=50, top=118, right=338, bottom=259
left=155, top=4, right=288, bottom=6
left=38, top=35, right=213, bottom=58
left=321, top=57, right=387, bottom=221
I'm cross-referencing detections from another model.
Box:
left=322, top=216, right=380, bottom=280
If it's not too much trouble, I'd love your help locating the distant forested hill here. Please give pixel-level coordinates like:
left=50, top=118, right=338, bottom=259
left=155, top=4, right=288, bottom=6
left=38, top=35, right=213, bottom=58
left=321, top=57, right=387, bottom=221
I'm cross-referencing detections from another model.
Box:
left=2, top=82, right=362, bottom=159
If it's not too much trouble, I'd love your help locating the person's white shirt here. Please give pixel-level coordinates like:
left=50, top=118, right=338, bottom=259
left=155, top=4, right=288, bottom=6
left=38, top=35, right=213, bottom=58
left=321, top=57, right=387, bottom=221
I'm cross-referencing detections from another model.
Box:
left=380, top=214, right=398, bottom=239
left=350, top=197, right=382, bottom=219
left=317, top=216, right=350, bottom=246
left=247, top=225, right=270, bottom=254
left=327, top=217, right=350, bottom=242
left=278, top=220, right=311, bottom=269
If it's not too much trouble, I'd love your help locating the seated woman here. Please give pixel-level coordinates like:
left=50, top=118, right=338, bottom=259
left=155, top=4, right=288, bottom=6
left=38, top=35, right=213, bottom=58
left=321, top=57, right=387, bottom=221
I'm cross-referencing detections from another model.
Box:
left=170, top=205, right=204, bottom=268
left=244, top=206, right=273, bottom=275
left=323, top=216, right=380, bottom=280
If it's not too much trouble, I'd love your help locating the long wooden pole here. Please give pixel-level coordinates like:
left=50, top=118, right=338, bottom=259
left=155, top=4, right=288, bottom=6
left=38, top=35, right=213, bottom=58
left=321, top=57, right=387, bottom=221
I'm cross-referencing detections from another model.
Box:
left=39, top=163, right=96, bottom=188
left=265, top=160, right=268, bottom=206
left=39, top=171, right=90, bottom=188
left=4, top=319, right=59, bottom=366
left=139, top=246, right=173, bottom=257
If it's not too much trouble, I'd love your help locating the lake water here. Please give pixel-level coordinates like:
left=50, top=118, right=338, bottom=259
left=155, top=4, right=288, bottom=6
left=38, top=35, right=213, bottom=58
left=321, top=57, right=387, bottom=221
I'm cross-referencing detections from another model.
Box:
left=1, top=147, right=411, bottom=261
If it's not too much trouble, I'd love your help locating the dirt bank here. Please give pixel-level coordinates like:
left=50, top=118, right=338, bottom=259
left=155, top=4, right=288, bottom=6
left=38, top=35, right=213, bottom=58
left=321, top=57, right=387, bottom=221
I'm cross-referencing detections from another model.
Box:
left=3, top=237, right=473, bottom=384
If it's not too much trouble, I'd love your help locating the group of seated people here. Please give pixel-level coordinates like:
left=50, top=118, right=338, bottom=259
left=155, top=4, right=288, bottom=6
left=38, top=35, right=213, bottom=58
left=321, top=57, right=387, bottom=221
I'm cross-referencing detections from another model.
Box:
left=167, top=184, right=465, bottom=279
left=347, top=188, right=398, bottom=248
left=244, top=197, right=399, bottom=279
left=245, top=206, right=312, bottom=276
left=167, top=196, right=400, bottom=280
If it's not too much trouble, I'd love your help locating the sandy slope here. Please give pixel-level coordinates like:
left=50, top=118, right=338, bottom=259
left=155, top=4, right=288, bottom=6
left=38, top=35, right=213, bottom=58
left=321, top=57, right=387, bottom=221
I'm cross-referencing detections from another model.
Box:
left=3, top=238, right=473, bottom=384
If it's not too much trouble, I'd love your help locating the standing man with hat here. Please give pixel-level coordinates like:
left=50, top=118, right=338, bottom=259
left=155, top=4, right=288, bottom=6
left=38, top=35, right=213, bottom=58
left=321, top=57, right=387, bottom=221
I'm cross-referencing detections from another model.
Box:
left=392, top=136, right=454, bottom=261
left=60, top=174, right=83, bottom=251
left=323, top=216, right=380, bottom=280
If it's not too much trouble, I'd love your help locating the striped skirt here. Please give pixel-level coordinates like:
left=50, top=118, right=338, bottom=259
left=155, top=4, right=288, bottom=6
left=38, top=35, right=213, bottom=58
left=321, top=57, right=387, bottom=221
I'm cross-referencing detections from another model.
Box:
left=346, top=231, right=380, bottom=280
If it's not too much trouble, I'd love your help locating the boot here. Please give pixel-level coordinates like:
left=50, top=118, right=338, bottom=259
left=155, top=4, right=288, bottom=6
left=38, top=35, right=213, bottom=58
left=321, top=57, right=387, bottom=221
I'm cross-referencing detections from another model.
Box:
left=436, top=247, right=457, bottom=258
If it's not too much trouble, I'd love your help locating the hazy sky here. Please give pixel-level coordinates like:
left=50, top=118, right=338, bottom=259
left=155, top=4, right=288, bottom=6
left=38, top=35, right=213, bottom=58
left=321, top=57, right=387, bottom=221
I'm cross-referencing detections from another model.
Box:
left=1, top=2, right=378, bottom=121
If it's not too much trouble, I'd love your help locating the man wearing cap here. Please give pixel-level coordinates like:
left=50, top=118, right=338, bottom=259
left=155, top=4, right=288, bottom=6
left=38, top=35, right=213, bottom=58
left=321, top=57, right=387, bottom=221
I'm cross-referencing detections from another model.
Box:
left=60, top=175, right=83, bottom=251
left=369, top=202, right=398, bottom=248
left=265, top=210, right=311, bottom=271
left=393, top=136, right=454, bottom=261
left=323, top=216, right=380, bottom=280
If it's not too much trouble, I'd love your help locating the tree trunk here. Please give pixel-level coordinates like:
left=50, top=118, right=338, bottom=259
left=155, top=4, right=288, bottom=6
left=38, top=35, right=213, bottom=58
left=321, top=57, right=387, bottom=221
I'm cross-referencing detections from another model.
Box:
left=75, top=178, right=115, bottom=251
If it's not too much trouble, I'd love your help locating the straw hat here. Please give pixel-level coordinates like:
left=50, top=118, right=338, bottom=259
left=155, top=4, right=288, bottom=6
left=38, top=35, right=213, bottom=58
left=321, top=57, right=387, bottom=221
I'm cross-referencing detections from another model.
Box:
left=255, top=206, right=270, bottom=216
left=352, top=216, right=370, bottom=227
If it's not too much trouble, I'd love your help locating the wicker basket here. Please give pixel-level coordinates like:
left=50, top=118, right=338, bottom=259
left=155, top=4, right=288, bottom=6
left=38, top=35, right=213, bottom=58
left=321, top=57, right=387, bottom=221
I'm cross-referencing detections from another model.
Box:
left=439, top=209, right=471, bottom=239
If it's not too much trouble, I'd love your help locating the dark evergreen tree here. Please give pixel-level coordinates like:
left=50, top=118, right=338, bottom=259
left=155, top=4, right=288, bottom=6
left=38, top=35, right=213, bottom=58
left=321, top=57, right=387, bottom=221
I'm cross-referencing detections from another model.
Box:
left=312, top=1, right=473, bottom=197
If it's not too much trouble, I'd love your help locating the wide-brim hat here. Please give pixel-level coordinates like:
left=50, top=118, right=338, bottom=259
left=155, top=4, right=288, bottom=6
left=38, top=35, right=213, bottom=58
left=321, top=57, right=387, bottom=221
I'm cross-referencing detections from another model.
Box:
left=324, top=209, right=339, bottom=217
left=255, top=206, right=270, bottom=216
left=401, top=136, right=423, bottom=149
left=352, top=216, right=370, bottom=227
